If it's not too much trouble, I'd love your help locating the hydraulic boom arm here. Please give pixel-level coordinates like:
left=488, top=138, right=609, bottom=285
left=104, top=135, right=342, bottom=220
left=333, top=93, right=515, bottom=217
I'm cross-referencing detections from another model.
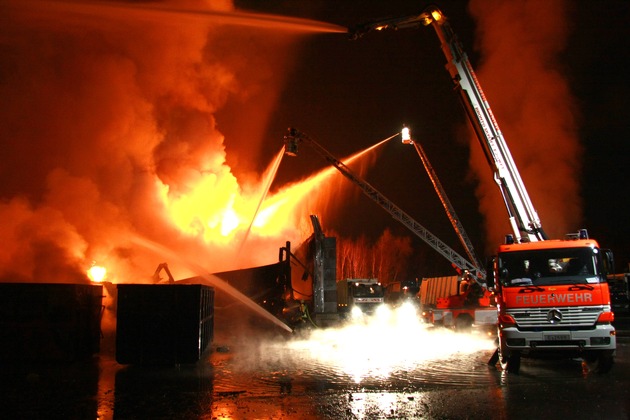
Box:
left=351, top=6, right=547, bottom=243
left=283, top=128, right=484, bottom=279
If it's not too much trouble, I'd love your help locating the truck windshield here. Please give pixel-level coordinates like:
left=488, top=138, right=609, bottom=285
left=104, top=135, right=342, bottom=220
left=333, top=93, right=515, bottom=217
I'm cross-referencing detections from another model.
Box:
left=498, top=247, right=603, bottom=287
left=352, top=283, right=385, bottom=297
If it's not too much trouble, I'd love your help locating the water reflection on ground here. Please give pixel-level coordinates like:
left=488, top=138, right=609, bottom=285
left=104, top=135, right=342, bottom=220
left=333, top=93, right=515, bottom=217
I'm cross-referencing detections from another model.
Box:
left=2, top=311, right=629, bottom=419
left=211, top=313, right=497, bottom=396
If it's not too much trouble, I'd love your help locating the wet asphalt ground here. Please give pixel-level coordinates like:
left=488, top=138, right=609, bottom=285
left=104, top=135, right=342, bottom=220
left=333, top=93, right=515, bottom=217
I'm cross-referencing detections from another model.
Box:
left=1, top=311, right=629, bottom=420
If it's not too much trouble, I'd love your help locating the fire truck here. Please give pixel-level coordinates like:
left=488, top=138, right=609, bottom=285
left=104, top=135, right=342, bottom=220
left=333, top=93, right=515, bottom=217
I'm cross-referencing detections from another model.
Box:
left=421, top=274, right=496, bottom=332
left=350, top=6, right=616, bottom=373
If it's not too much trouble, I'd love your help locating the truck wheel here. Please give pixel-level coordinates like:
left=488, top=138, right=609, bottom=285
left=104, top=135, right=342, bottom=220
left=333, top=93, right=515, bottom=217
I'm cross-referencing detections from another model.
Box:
left=454, top=314, right=473, bottom=332
left=583, top=350, right=614, bottom=374
left=500, top=350, right=521, bottom=374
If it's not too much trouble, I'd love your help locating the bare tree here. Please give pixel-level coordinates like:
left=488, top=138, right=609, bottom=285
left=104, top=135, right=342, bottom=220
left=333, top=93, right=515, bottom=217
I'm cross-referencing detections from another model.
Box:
left=330, top=229, right=413, bottom=283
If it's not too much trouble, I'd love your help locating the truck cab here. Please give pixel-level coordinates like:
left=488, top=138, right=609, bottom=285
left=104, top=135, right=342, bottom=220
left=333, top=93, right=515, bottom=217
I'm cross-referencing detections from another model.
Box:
left=337, top=279, right=385, bottom=319
left=488, top=237, right=616, bottom=373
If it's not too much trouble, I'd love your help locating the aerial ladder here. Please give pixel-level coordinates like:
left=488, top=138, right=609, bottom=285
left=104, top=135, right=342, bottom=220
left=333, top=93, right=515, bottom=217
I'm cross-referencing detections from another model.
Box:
left=351, top=6, right=547, bottom=244
left=401, top=126, right=484, bottom=271
left=283, top=127, right=484, bottom=279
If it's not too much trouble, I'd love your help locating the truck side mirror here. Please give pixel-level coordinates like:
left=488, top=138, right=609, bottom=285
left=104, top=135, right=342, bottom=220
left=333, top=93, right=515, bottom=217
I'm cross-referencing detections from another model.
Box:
left=485, top=257, right=496, bottom=289
left=486, top=274, right=494, bottom=290
left=602, top=248, right=615, bottom=277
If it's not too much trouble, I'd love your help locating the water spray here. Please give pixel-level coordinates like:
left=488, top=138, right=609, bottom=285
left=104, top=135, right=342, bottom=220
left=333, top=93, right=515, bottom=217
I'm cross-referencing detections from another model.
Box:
left=131, top=234, right=293, bottom=333
left=18, top=0, right=347, bottom=34
left=239, top=145, right=287, bottom=253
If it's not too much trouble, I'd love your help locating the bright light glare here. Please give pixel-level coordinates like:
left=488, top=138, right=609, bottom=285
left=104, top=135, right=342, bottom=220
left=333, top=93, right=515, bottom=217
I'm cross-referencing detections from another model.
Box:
left=401, top=126, right=413, bottom=144
left=396, top=301, right=420, bottom=328
left=87, top=264, right=107, bottom=283
left=351, top=305, right=364, bottom=320
left=431, top=10, right=443, bottom=22
left=220, top=207, right=239, bottom=236
left=374, top=304, right=392, bottom=323
left=349, top=392, right=413, bottom=419
left=285, top=305, right=495, bottom=383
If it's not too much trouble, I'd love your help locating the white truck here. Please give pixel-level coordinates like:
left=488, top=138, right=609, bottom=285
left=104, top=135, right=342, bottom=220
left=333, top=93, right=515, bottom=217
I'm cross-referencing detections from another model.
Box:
left=337, top=278, right=385, bottom=319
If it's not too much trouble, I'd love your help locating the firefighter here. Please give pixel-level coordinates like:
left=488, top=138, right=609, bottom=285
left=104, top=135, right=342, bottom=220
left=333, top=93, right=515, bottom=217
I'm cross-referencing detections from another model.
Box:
left=299, top=300, right=308, bottom=323
left=460, top=274, right=484, bottom=306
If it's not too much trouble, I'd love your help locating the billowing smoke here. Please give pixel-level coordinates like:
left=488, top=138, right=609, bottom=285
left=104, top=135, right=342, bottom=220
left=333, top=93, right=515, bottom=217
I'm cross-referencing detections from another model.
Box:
left=467, top=0, right=582, bottom=251
left=0, top=0, right=344, bottom=284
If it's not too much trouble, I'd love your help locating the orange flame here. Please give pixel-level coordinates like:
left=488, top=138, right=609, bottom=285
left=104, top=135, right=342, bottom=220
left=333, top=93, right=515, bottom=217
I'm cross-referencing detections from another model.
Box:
left=154, top=133, right=388, bottom=253
left=87, top=264, right=107, bottom=283
left=157, top=161, right=337, bottom=245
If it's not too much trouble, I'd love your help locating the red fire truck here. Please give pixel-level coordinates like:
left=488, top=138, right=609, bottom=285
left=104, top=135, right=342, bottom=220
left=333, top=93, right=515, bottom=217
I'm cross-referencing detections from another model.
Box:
left=351, top=6, right=616, bottom=373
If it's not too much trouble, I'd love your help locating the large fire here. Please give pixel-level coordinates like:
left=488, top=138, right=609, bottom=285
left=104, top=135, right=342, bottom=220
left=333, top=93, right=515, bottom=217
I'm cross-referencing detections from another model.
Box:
left=1, top=0, right=581, bottom=288
left=0, top=0, right=351, bottom=285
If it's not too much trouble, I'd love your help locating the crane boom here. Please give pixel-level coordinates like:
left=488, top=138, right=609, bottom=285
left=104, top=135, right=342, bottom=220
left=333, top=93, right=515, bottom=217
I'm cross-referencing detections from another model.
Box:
left=351, top=6, right=547, bottom=243
left=283, top=128, right=484, bottom=278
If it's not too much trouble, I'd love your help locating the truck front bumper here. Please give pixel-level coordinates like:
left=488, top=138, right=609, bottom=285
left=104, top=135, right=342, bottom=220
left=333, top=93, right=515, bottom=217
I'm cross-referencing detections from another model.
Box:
left=500, top=324, right=616, bottom=355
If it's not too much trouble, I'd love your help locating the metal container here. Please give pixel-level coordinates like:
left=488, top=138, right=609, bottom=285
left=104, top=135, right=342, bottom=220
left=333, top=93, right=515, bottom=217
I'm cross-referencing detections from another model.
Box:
left=0, top=283, right=103, bottom=362
left=116, top=284, right=214, bottom=365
